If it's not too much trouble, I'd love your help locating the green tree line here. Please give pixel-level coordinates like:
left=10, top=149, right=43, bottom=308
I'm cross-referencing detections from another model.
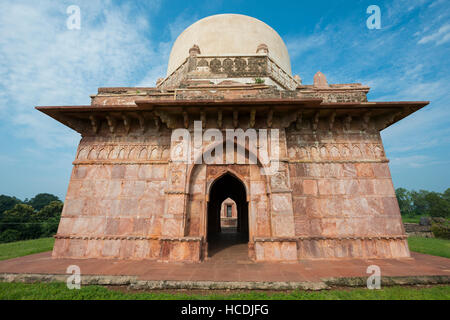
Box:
left=395, top=188, right=450, bottom=218
left=0, top=193, right=63, bottom=243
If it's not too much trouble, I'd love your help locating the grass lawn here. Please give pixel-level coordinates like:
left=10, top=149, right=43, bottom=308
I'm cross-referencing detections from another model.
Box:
left=0, top=282, right=449, bottom=300
left=402, top=216, right=421, bottom=223
left=0, top=237, right=54, bottom=261
left=0, top=237, right=449, bottom=300
left=407, top=236, right=450, bottom=259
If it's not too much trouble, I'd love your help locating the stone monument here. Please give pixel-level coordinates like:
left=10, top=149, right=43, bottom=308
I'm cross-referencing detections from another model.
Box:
left=37, top=14, right=428, bottom=262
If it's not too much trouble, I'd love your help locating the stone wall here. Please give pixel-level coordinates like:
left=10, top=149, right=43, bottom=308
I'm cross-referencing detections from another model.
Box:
left=286, top=128, right=409, bottom=259
left=404, top=223, right=433, bottom=238
left=52, top=106, right=410, bottom=262
left=53, top=134, right=173, bottom=260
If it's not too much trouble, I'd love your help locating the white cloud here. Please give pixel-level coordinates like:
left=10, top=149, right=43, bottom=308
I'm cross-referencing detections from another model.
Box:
left=389, top=155, right=450, bottom=168
left=0, top=0, right=166, bottom=149
left=418, top=24, right=450, bottom=45
left=286, top=34, right=327, bottom=60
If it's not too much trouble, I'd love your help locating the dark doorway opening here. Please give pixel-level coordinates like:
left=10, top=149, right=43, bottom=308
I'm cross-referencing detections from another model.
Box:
left=207, top=173, right=249, bottom=261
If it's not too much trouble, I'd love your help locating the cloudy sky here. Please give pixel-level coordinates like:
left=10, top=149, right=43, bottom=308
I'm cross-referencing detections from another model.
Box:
left=0, top=0, right=449, bottom=200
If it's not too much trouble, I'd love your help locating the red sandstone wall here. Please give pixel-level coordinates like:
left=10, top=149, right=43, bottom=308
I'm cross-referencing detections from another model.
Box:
left=53, top=123, right=410, bottom=262
left=287, top=131, right=409, bottom=259
left=53, top=134, right=172, bottom=260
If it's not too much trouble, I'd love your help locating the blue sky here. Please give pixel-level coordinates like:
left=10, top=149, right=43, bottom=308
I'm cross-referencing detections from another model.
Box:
left=0, top=0, right=449, bottom=200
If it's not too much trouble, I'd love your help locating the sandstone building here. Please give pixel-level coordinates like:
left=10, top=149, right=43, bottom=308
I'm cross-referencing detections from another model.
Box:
left=37, top=14, right=428, bottom=262
left=220, top=198, right=238, bottom=229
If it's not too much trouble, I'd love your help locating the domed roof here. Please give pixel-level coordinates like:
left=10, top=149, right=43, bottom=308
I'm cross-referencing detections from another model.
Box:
left=167, top=14, right=292, bottom=76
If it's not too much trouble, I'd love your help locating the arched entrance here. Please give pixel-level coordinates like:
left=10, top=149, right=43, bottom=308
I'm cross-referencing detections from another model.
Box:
left=207, top=173, right=249, bottom=260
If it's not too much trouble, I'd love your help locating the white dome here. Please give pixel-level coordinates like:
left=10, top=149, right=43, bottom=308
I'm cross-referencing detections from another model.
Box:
left=167, top=14, right=292, bottom=76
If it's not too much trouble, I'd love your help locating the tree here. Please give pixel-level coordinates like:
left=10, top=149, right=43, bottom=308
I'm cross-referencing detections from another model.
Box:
left=443, top=188, right=450, bottom=202
left=425, top=192, right=450, bottom=218
left=0, top=195, right=22, bottom=217
left=26, top=193, right=60, bottom=211
left=0, top=204, right=40, bottom=240
left=37, top=200, right=63, bottom=220
left=0, top=229, right=21, bottom=243
left=410, top=190, right=431, bottom=216
left=395, top=188, right=413, bottom=216
left=37, top=201, right=63, bottom=237
left=0, top=199, right=64, bottom=242
left=395, top=188, right=450, bottom=219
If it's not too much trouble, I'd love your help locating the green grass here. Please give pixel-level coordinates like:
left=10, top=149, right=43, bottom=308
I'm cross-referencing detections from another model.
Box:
left=402, top=216, right=421, bottom=223
left=0, top=237, right=448, bottom=300
left=0, top=237, right=54, bottom=261
left=408, top=236, right=450, bottom=258
left=0, top=282, right=449, bottom=300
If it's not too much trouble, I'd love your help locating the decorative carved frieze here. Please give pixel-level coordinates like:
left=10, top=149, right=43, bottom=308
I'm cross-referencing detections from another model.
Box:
left=157, top=55, right=298, bottom=90
left=287, top=142, right=386, bottom=161
left=76, top=143, right=171, bottom=162
left=254, top=235, right=407, bottom=242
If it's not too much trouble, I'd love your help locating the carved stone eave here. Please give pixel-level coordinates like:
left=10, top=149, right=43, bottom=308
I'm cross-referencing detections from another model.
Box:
left=249, top=109, right=256, bottom=128
left=35, top=100, right=429, bottom=135
left=136, top=112, right=147, bottom=133
left=54, top=112, right=89, bottom=133
left=343, top=114, right=352, bottom=131
left=266, top=109, right=273, bottom=128
left=182, top=110, right=189, bottom=129
left=328, top=111, right=336, bottom=132
left=361, top=110, right=371, bottom=132
left=217, top=109, right=223, bottom=128
left=295, top=110, right=303, bottom=130
left=105, top=114, right=117, bottom=134
left=121, top=113, right=131, bottom=134
left=312, top=111, right=320, bottom=132
left=88, top=115, right=99, bottom=134
left=233, top=110, right=239, bottom=128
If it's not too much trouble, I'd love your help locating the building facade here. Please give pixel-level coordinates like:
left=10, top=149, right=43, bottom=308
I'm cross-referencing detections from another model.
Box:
left=220, top=198, right=238, bottom=229
left=38, top=14, right=428, bottom=262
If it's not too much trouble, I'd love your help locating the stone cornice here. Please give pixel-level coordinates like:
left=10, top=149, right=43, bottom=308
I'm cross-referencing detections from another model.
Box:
left=73, top=160, right=169, bottom=165
left=36, top=100, right=429, bottom=134
left=54, top=234, right=203, bottom=242
left=254, top=235, right=408, bottom=242
left=288, top=159, right=389, bottom=164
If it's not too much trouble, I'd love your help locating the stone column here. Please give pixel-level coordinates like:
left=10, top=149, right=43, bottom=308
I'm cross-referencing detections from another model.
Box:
left=161, top=162, right=188, bottom=237
left=269, top=162, right=295, bottom=237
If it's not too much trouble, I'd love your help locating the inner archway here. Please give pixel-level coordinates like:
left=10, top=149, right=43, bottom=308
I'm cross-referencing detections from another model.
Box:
left=207, top=173, right=249, bottom=260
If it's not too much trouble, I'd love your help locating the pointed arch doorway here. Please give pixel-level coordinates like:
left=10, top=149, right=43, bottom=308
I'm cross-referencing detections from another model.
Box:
left=207, top=173, right=249, bottom=261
